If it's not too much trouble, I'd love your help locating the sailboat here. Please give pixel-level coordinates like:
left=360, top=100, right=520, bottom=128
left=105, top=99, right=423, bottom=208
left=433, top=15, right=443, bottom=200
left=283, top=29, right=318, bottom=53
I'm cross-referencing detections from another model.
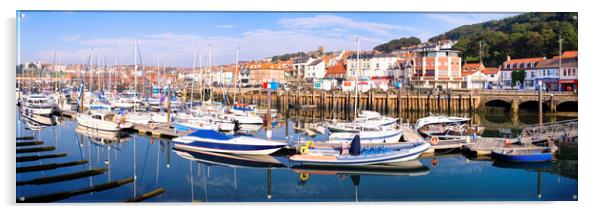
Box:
left=76, top=111, right=133, bottom=132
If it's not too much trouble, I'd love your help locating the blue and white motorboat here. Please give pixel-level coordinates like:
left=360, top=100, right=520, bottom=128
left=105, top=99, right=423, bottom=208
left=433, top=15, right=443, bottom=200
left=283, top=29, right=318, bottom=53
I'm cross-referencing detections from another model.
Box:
left=290, top=136, right=430, bottom=166
left=173, top=129, right=286, bottom=155
left=491, top=148, right=553, bottom=162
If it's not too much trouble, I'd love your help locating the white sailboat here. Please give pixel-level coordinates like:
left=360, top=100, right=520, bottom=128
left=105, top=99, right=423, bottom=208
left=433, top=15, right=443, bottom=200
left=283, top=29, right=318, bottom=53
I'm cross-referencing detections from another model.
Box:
left=76, top=111, right=133, bottom=132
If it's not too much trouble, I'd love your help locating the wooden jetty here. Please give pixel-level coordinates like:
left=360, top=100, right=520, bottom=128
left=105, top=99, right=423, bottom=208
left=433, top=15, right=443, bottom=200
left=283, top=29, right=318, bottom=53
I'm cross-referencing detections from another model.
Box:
left=16, top=146, right=56, bottom=154
left=16, top=141, right=44, bottom=146
left=17, top=168, right=108, bottom=186
left=18, top=177, right=134, bottom=203
left=14, top=136, right=155, bottom=203
left=17, top=153, right=68, bottom=162
left=124, top=188, right=166, bottom=202
left=17, top=136, right=35, bottom=140
left=17, top=160, right=89, bottom=173
left=133, top=123, right=181, bottom=139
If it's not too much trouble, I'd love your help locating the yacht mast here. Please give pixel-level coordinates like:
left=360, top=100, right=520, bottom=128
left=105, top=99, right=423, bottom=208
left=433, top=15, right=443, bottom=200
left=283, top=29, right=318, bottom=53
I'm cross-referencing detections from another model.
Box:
left=354, top=37, right=360, bottom=119
left=208, top=45, right=213, bottom=103
left=134, top=39, right=138, bottom=93
left=233, top=47, right=240, bottom=104
left=190, top=50, right=196, bottom=108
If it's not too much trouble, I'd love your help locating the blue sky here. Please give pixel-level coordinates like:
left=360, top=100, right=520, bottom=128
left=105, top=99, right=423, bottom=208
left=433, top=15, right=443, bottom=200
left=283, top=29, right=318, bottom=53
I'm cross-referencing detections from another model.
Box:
left=18, top=11, right=518, bottom=66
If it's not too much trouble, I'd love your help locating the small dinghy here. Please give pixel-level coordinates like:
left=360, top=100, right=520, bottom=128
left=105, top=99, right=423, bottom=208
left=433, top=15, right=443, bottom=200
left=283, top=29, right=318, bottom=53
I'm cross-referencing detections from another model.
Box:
left=491, top=148, right=553, bottom=163
left=173, top=129, right=286, bottom=155
left=290, top=135, right=430, bottom=166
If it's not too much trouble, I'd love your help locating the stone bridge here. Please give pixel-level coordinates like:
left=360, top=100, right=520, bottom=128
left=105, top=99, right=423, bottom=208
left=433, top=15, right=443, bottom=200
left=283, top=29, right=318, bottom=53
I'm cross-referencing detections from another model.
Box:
left=472, top=90, right=578, bottom=113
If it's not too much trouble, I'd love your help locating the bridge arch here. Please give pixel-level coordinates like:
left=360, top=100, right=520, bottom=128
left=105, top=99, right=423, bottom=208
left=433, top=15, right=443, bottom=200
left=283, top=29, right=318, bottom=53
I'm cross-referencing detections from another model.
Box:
left=518, top=100, right=550, bottom=113
left=483, top=99, right=512, bottom=112
left=556, top=101, right=578, bottom=112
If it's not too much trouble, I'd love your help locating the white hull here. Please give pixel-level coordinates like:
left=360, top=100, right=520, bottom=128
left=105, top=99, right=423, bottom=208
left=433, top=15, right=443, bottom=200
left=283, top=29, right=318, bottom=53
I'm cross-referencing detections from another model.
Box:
left=173, top=130, right=286, bottom=155
left=76, top=114, right=133, bottom=132
left=174, top=143, right=283, bottom=155
left=329, top=129, right=403, bottom=144
left=22, top=106, right=54, bottom=115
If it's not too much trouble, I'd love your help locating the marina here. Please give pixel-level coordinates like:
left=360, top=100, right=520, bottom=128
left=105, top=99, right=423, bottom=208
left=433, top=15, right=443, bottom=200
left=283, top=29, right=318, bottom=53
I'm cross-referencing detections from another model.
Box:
left=13, top=10, right=580, bottom=204
left=15, top=105, right=578, bottom=202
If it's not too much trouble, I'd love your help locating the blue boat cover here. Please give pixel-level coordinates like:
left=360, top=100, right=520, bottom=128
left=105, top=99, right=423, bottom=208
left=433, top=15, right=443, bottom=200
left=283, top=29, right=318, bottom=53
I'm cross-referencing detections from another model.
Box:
left=188, top=129, right=234, bottom=141
left=350, top=135, right=361, bottom=156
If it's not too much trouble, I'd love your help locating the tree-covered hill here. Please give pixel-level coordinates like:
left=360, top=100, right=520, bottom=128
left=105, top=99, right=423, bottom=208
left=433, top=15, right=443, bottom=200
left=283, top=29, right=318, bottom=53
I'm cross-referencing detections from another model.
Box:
left=374, top=12, right=577, bottom=67
left=373, top=37, right=422, bottom=53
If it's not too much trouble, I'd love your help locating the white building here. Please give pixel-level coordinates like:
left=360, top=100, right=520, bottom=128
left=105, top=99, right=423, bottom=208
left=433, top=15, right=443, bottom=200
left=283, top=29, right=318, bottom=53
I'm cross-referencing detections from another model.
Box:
left=499, top=57, right=546, bottom=89
left=305, top=58, right=326, bottom=80
left=292, top=57, right=316, bottom=80
left=345, top=53, right=399, bottom=80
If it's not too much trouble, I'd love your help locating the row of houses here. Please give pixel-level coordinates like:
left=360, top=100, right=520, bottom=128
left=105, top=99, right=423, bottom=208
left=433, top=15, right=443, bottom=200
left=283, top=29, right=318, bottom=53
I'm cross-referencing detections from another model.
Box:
left=21, top=45, right=578, bottom=92
left=499, top=51, right=578, bottom=91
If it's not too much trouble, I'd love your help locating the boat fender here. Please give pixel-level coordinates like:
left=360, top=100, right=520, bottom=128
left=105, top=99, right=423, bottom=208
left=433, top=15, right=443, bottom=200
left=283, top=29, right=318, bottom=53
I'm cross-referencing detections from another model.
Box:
left=431, top=137, right=439, bottom=145
left=299, top=146, right=309, bottom=155
left=503, top=139, right=512, bottom=146
left=299, top=173, right=310, bottom=182
left=431, top=158, right=439, bottom=167
left=305, top=141, right=315, bottom=148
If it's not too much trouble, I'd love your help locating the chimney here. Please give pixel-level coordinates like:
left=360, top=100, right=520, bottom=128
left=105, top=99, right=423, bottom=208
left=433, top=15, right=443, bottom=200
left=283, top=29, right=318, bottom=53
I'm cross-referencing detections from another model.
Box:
left=506, top=56, right=511, bottom=61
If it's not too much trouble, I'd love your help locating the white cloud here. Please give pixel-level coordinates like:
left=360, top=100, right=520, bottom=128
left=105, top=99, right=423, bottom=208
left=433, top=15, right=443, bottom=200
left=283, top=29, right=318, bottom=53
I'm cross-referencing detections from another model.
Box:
left=30, top=29, right=387, bottom=67
left=62, top=35, right=80, bottom=41
left=425, top=13, right=518, bottom=26
left=217, top=24, right=236, bottom=29
left=279, top=15, right=422, bottom=36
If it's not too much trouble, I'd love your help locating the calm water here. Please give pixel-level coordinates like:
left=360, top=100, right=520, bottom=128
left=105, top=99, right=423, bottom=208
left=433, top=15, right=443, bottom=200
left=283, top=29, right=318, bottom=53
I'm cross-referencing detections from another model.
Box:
left=15, top=110, right=578, bottom=202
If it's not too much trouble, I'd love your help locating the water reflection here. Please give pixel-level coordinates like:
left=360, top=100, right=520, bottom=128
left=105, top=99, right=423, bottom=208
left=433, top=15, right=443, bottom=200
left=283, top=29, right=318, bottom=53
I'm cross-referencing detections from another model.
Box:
left=15, top=108, right=577, bottom=202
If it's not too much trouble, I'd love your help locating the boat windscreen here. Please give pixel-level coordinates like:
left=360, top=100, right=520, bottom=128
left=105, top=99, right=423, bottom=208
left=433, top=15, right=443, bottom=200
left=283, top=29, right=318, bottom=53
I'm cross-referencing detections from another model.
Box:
left=188, top=129, right=233, bottom=141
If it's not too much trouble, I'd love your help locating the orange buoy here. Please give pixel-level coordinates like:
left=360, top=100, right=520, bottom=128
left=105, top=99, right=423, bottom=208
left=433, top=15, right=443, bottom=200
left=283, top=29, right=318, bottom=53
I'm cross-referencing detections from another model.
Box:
left=431, top=158, right=439, bottom=167
left=503, top=139, right=512, bottom=146
left=431, top=137, right=440, bottom=145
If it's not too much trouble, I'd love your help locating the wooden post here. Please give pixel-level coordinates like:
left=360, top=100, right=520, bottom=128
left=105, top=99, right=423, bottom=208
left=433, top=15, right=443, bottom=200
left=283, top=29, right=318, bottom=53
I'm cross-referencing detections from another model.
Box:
left=417, top=91, right=421, bottom=112
left=266, top=87, right=272, bottom=139
left=468, top=92, right=473, bottom=112
left=167, top=86, right=171, bottom=123
left=459, top=94, right=462, bottom=113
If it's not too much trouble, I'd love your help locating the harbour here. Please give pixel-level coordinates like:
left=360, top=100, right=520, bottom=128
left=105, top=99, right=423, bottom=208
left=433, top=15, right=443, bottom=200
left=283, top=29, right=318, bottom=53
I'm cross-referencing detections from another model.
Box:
left=14, top=10, right=580, bottom=204
left=15, top=106, right=578, bottom=202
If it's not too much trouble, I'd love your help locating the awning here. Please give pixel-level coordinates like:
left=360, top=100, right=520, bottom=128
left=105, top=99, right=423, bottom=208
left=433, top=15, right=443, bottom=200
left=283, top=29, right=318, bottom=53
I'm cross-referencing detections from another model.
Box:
left=559, top=80, right=577, bottom=84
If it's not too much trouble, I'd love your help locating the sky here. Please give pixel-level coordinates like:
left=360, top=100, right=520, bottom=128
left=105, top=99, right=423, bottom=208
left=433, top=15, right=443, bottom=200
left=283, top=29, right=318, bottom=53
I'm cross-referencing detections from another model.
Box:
left=17, top=11, right=519, bottom=67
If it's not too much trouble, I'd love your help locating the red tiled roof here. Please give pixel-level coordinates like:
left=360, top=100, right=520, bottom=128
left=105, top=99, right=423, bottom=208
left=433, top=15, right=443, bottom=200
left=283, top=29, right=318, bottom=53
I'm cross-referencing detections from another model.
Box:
left=504, top=57, right=546, bottom=64
left=461, top=70, right=477, bottom=77
left=562, top=50, right=578, bottom=58
left=482, top=67, right=499, bottom=75
left=326, top=62, right=346, bottom=75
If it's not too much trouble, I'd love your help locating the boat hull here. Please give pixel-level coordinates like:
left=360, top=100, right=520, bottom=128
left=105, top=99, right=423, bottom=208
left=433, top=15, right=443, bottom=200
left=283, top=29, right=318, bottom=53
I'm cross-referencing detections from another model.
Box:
left=174, top=141, right=284, bottom=155
left=76, top=115, right=133, bottom=132
left=22, top=106, right=54, bottom=116
left=173, top=131, right=286, bottom=155
left=491, top=150, right=553, bottom=162
left=290, top=143, right=430, bottom=166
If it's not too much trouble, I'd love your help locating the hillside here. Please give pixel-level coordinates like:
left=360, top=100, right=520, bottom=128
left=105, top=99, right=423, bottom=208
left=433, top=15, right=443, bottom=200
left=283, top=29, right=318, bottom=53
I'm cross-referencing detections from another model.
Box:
left=376, top=12, right=578, bottom=67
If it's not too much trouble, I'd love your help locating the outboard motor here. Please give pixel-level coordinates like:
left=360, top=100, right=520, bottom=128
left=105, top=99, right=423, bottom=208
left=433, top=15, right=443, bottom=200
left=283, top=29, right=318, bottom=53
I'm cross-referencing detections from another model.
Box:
left=350, top=135, right=361, bottom=156
left=233, top=120, right=241, bottom=133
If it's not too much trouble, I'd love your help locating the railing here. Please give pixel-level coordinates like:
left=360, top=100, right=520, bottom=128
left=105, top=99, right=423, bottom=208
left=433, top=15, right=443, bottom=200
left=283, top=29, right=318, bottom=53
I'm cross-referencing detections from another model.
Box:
left=519, top=119, right=578, bottom=143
